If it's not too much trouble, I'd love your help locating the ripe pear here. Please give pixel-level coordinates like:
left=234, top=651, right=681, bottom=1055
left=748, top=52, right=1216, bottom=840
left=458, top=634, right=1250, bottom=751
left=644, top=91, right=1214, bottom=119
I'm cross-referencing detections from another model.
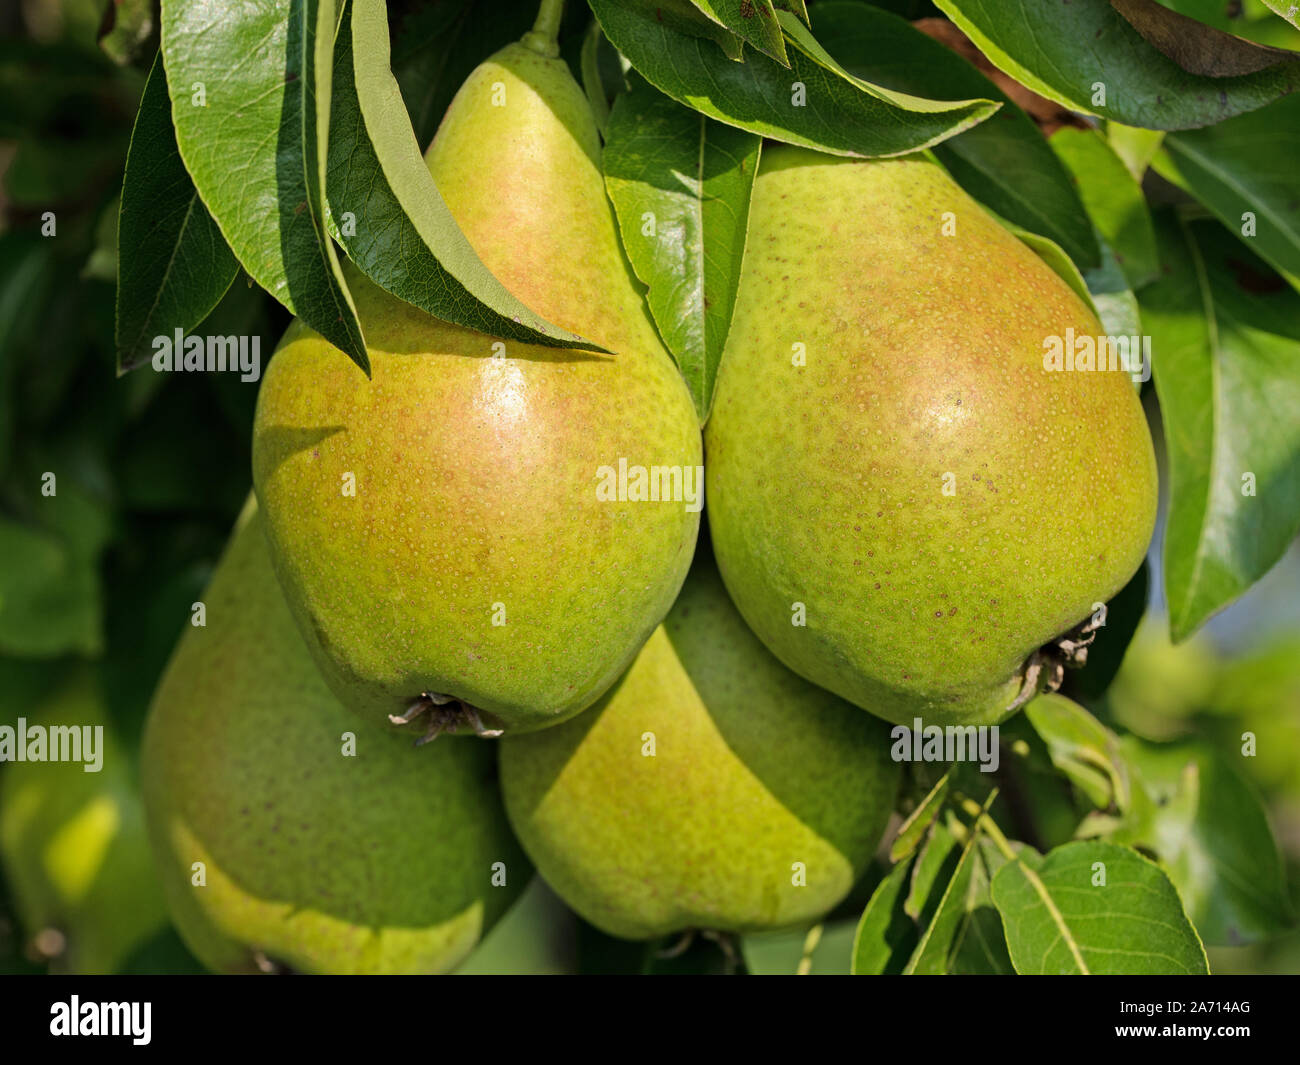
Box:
left=0, top=672, right=168, bottom=973
left=252, top=34, right=700, bottom=739
left=499, top=543, right=900, bottom=940
left=705, top=146, right=1157, bottom=728
left=140, top=500, right=529, bottom=974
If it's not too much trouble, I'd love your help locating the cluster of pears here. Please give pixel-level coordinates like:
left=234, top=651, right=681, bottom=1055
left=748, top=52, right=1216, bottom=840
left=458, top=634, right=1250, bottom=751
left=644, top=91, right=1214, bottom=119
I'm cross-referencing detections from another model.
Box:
left=137, top=12, right=1156, bottom=972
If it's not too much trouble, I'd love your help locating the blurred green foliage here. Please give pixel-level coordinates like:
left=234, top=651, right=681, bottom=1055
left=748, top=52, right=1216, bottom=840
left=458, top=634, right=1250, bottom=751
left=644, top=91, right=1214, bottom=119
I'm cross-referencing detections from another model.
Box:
left=0, top=0, right=271, bottom=972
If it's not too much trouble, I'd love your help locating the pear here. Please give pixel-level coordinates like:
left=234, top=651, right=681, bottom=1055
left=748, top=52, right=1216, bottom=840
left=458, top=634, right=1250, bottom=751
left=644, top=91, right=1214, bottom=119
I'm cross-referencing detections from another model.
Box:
left=140, top=500, right=529, bottom=974
left=705, top=146, right=1157, bottom=728
left=499, top=542, right=899, bottom=941
left=252, top=33, right=700, bottom=739
left=0, top=672, right=168, bottom=973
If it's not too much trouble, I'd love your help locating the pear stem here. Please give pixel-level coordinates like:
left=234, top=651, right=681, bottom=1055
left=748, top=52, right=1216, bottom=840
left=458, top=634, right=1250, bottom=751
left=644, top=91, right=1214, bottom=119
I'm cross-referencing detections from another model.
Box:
left=522, top=0, right=565, bottom=57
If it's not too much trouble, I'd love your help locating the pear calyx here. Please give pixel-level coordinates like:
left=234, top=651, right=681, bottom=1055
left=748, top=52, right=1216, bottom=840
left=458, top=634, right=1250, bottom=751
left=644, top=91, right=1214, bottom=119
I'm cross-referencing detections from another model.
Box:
left=1007, top=613, right=1105, bottom=712
left=389, top=692, right=505, bottom=744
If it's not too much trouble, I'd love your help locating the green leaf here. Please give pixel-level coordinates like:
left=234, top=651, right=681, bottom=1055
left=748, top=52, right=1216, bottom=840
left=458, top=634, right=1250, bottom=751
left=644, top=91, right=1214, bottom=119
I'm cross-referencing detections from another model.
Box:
left=1106, top=122, right=1166, bottom=183
left=890, top=766, right=951, bottom=862
left=1163, top=95, right=1300, bottom=285
left=604, top=78, right=759, bottom=421
left=742, top=919, right=857, bottom=975
left=904, top=819, right=960, bottom=922
left=1025, top=694, right=1130, bottom=811
left=851, top=855, right=917, bottom=974
left=98, top=0, right=157, bottom=66
left=690, top=0, right=788, bottom=64
left=991, top=840, right=1209, bottom=974
left=950, top=841, right=1015, bottom=974
left=326, top=0, right=593, bottom=350
left=115, top=55, right=239, bottom=374
left=1142, top=213, right=1300, bottom=640
left=455, top=879, right=579, bottom=974
left=615, top=0, right=745, bottom=61
left=904, top=805, right=990, bottom=974
left=161, top=0, right=368, bottom=373
left=780, top=0, right=810, bottom=26
left=1050, top=127, right=1159, bottom=289
left=809, top=2, right=1096, bottom=268
left=1100, top=739, right=1294, bottom=946
left=933, top=0, right=1300, bottom=130
left=589, top=0, right=997, bottom=158
left=1261, top=0, right=1300, bottom=31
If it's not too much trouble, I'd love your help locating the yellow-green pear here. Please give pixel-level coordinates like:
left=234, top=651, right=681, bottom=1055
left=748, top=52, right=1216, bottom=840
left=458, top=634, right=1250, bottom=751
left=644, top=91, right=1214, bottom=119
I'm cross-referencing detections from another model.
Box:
left=0, top=672, right=168, bottom=973
left=141, top=501, right=529, bottom=974
left=705, top=146, right=1157, bottom=728
left=500, top=543, right=899, bottom=940
left=252, top=32, right=700, bottom=739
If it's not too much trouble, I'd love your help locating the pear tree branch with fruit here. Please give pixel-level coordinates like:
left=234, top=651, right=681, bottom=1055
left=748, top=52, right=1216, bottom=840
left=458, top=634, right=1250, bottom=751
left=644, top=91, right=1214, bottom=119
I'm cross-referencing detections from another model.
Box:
left=7, top=0, right=1287, bottom=977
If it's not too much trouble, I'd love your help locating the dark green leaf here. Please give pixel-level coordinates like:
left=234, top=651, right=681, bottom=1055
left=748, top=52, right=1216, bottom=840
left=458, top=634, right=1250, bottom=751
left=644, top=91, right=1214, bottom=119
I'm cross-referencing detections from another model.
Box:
left=116, top=54, right=239, bottom=374
left=904, top=803, right=991, bottom=974
left=934, top=0, right=1300, bottom=130
left=890, top=766, right=951, bottom=862
left=1142, top=213, right=1300, bottom=640
left=326, top=0, right=594, bottom=350
left=851, top=855, right=917, bottom=974
left=604, top=78, right=759, bottom=420
left=608, top=0, right=745, bottom=62
left=589, top=0, right=997, bottom=158
left=161, top=0, right=368, bottom=372
left=950, top=841, right=1015, bottom=974
left=1163, top=95, right=1300, bottom=285
left=810, top=2, right=1097, bottom=267
left=905, top=819, right=960, bottom=922
left=690, top=0, right=788, bottom=64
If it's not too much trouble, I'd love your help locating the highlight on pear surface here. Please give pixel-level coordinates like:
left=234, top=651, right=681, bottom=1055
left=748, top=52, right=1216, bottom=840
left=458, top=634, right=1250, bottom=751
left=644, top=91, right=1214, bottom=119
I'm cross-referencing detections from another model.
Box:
left=5, top=0, right=1297, bottom=988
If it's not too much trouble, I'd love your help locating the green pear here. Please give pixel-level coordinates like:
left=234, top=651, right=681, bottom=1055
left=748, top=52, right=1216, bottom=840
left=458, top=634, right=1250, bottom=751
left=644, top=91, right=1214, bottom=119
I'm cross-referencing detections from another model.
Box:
left=252, top=33, right=700, bottom=739
left=705, top=146, right=1157, bottom=728
left=141, top=501, right=530, bottom=974
left=0, top=672, right=168, bottom=973
left=499, top=543, right=900, bottom=940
